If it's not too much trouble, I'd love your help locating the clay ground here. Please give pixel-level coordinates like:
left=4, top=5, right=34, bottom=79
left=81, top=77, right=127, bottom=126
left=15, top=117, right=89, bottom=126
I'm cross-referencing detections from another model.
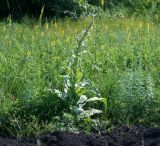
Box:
left=0, top=126, right=160, bottom=146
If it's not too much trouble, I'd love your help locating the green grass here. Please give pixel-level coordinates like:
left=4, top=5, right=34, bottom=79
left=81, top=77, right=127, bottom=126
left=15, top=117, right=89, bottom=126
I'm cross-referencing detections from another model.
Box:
left=0, top=15, right=160, bottom=136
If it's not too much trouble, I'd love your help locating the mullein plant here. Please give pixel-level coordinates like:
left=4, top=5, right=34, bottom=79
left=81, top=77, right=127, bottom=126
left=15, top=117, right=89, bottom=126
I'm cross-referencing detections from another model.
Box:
left=53, top=20, right=107, bottom=119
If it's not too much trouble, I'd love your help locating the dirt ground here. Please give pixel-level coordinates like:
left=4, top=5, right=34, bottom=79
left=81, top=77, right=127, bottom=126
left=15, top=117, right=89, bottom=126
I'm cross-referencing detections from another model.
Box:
left=0, top=125, right=160, bottom=146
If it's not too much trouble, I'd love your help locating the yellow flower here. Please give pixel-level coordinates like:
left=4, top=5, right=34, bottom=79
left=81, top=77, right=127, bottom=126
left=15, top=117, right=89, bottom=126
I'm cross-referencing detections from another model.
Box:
left=51, top=40, right=56, bottom=46
left=101, top=0, right=104, bottom=7
left=27, top=51, right=32, bottom=56
left=41, top=32, right=44, bottom=37
left=75, top=28, right=77, bottom=33
left=55, top=22, right=57, bottom=28
left=3, top=26, right=6, bottom=31
left=126, top=25, right=129, bottom=32
left=105, top=24, right=108, bottom=30
left=32, top=36, right=35, bottom=42
left=127, top=31, right=131, bottom=42
left=147, top=23, right=150, bottom=31
left=139, top=22, right=142, bottom=28
left=51, top=56, right=60, bottom=61
left=45, top=23, right=49, bottom=30
left=61, top=29, right=64, bottom=36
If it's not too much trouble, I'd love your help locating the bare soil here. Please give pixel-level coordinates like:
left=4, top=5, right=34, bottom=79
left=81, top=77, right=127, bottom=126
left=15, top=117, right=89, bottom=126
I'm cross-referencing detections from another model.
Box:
left=0, top=125, right=160, bottom=146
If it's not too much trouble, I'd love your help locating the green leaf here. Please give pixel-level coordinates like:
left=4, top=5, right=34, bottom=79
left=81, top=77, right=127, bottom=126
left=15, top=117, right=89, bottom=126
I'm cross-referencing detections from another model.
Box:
left=73, top=106, right=84, bottom=115
left=76, top=69, right=83, bottom=83
left=80, top=108, right=102, bottom=118
left=87, top=97, right=107, bottom=105
left=76, top=87, right=88, bottom=96
left=63, top=113, right=74, bottom=120
left=77, top=95, right=88, bottom=105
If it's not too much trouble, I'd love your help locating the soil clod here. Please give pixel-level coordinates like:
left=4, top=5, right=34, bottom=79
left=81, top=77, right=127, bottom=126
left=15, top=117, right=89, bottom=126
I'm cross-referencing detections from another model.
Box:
left=0, top=126, right=160, bottom=146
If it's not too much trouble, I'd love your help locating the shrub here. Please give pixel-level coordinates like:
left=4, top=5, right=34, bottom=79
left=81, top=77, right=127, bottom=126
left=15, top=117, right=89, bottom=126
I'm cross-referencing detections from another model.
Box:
left=106, top=0, right=160, bottom=15
left=111, top=69, right=160, bottom=126
left=0, top=0, right=88, bottom=18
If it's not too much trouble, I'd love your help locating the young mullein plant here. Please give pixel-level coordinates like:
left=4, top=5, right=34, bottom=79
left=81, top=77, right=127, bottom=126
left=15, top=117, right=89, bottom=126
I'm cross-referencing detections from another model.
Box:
left=54, top=20, right=107, bottom=119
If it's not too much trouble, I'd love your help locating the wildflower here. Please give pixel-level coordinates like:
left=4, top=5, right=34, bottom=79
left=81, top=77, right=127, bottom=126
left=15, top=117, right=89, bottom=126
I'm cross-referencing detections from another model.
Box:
left=3, top=26, right=6, bottom=31
left=127, top=32, right=131, bottom=41
left=75, top=28, right=77, bottom=33
left=126, top=25, right=129, bottom=32
left=55, top=22, right=57, bottom=28
left=41, top=32, right=44, bottom=37
left=45, top=23, right=49, bottom=30
left=32, top=36, right=35, bottom=42
left=51, top=56, right=60, bottom=61
left=51, top=40, right=56, bottom=46
left=139, top=22, right=142, bottom=28
left=147, top=23, right=150, bottom=31
left=105, top=25, right=108, bottom=30
left=61, top=29, right=64, bottom=36
left=27, top=51, right=32, bottom=56
left=101, top=0, right=104, bottom=7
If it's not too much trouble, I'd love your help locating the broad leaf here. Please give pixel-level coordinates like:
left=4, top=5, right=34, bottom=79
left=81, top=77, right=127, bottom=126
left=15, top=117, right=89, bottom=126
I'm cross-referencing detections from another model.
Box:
left=77, top=95, right=88, bottom=105
left=87, top=97, right=107, bottom=104
left=81, top=108, right=102, bottom=118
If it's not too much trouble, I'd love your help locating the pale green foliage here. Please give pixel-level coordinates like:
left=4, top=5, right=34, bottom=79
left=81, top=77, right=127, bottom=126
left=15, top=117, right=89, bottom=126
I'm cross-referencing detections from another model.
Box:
left=54, top=20, right=106, bottom=119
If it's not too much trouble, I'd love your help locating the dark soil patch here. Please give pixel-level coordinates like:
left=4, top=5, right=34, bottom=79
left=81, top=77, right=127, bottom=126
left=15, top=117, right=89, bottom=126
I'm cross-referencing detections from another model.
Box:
left=1, top=126, right=160, bottom=146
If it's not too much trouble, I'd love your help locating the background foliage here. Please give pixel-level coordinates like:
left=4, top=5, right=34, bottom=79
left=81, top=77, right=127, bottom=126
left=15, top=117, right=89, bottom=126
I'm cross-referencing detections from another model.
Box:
left=0, top=0, right=159, bottom=18
left=0, top=0, right=88, bottom=18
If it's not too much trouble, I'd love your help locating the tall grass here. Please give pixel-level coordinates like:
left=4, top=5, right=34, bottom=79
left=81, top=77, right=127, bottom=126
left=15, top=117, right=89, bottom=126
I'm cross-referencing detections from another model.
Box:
left=0, top=15, right=160, bottom=136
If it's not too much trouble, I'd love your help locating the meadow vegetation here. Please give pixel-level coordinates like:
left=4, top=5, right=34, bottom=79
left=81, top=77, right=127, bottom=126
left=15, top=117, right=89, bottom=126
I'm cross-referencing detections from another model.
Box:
left=0, top=6, right=160, bottom=137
